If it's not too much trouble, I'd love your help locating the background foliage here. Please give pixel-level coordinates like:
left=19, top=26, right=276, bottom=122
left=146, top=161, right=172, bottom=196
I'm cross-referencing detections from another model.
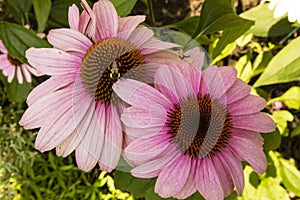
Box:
left=0, top=0, right=300, bottom=199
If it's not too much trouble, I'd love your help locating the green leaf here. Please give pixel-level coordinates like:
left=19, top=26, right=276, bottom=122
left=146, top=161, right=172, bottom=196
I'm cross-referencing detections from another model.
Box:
left=291, top=125, right=300, bottom=137
left=262, top=129, right=281, bottom=152
left=240, top=4, right=293, bottom=37
left=256, top=177, right=289, bottom=200
left=144, top=186, right=176, bottom=200
left=0, top=22, right=50, bottom=64
left=165, top=16, right=199, bottom=36
left=252, top=51, right=273, bottom=77
left=114, top=171, right=156, bottom=198
left=279, top=158, right=300, bottom=196
left=234, top=54, right=252, bottom=83
left=3, top=0, right=33, bottom=23
left=192, top=0, right=235, bottom=37
left=271, top=110, right=294, bottom=136
left=33, top=0, right=52, bottom=33
left=254, top=37, right=300, bottom=87
left=267, top=86, right=300, bottom=110
left=241, top=165, right=259, bottom=199
left=110, top=0, right=137, bottom=17
left=50, top=0, right=82, bottom=27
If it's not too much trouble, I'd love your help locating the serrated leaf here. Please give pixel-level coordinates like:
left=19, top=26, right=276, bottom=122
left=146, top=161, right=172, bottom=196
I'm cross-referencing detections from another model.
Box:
left=33, top=0, right=52, bottom=32
left=0, top=22, right=50, bottom=64
left=268, top=86, right=300, bottom=110
left=240, top=4, right=293, bottom=37
left=114, top=171, right=156, bottom=198
left=254, top=37, right=300, bottom=87
left=110, top=0, right=137, bottom=17
left=271, top=110, right=294, bottom=136
left=279, top=158, right=300, bottom=196
left=256, top=177, right=289, bottom=200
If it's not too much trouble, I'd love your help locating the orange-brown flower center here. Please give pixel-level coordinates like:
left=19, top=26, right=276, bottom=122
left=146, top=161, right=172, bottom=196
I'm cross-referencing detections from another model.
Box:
left=7, top=54, right=22, bottom=66
left=166, top=94, right=232, bottom=158
left=80, top=37, right=145, bottom=104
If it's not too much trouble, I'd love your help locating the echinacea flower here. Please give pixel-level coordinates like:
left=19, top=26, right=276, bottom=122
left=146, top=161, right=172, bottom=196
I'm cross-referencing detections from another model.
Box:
left=19, top=0, right=177, bottom=172
left=266, top=0, right=300, bottom=23
left=113, top=48, right=276, bottom=199
left=0, top=40, right=42, bottom=84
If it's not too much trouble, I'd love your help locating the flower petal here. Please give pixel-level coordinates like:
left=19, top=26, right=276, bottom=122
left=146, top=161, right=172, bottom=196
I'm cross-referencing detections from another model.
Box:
left=155, top=155, right=190, bottom=198
left=117, top=16, right=146, bottom=40
left=26, top=48, right=81, bottom=75
left=56, top=130, right=81, bottom=157
left=127, top=27, right=154, bottom=48
left=68, top=4, right=80, bottom=30
left=226, top=79, right=251, bottom=104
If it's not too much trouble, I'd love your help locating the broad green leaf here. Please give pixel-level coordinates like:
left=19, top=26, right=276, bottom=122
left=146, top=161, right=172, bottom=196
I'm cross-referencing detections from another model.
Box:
left=33, top=0, right=52, bottom=32
left=254, top=37, right=300, bottom=87
left=267, top=86, right=300, bottom=110
left=240, top=4, right=293, bottom=37
left=114, top=171, right=155, bottom=198
left=50, top=0, right=82, bottom=27
left=212, top=40, right=236, bottom=64
left=165, top=16, right=199, bottom=36
left=0, top=22, right=50, bottom=64
left=110, top=0, right=137, bottom=17
left=265, top=151, right=282, bottom=184
left=262, top=129, right=281, bottom=152
left=192, top=0, right=234, bottom=38
left=3, top=0, right=32, bottom=23
left=236, top=33, right=253, bottom=47
left=291, top=125, right=300, bottom=137
left=234, top=54, right=252, bottom=83
left=256, top=177, right=289, bottom=200
left=279, top=158, right=300, bottom=196
left=241, top=165, right=259, bottom=199
left=271, top=110, right=294, bottom=136
left=144, top=186, right=176, bottom=200
left=252, top=51, right=273, bottom=77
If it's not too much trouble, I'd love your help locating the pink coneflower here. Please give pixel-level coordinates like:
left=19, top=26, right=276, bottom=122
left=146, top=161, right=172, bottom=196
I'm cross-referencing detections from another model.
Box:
left=0, top=40, right=41, bottom=84
left=113, top=48, right=276, bottom=199
left=19, top=0, right=177, bottom=172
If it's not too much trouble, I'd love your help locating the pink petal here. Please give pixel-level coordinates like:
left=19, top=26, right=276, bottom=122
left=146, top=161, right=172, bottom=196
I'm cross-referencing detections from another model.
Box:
left=127, top=27, right=154, bottom=48
left=144, top=50, right=180, bottom=65
left=80, top=0, right=96, bottom=38
left=93, top=0, right=118, bottom=39
left=226, top=79, right=251, bottom=104
left=155, top=155, right=190, bottom=198
left=184, top=47, right=205, bottom=70
left=21, top=65, right=32, bottom=83
left=16, top=66, right=23, bottom=84
left=124, top=134, right=171, bottom=166
left=26, top=48, right=81, bottom=75
left=196, top=158, right=224, bottom=200
left=141, top=39, right=180, bottom=55
left=174, top=159, right=197, bottom=199
left=78, top=10, right=90, bottom=34
left=218, top=66, right=237, bottom=93
left=7, top=65, right=15, bottom=83
left=0, top=41, right=7, bottom=53
left=229, top=128, right=267, bottom=174
left=154, top=65, right=195, bottom=102
left=76, top=103, right=105, bottom=172
left=117, top=15, right=146, bottom=40
left=218, top=149, right=244, bottom=195
left=232, top=112, right=276, bottom=133
left=99, top=105, right=123, bottom=172
left=48, top=28, right=92, bottom=55
left=68, top=4, right=80, bottom=30
left=56, top=130, right=81, bottom=157
left=131, top=145, right=180, bottom=178
left=212, top=155, right=234, bottom=197
left=113, top=78, right=172, bottom=109
left=227, top=94, right=266, bottom=116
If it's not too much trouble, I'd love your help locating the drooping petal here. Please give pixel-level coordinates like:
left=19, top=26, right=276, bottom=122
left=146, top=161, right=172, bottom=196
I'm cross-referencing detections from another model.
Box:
left=232, top=112, right=276, bottom=133
left=141, top=39, right=180, bottom=55
left=16, top=66, right=23, bottom=84
left=117, top=16, right=146, bottom=40
left=22, top=65, right=32, bottom=83
left=155, top=155, right=190, bottom=198
left=26, top=48, right=81, bottom=75
left=48, top=28, right=92, bottom=55
left=56, top=130, right=81, bottom=157
left=68, top=4, right=80, bottom=30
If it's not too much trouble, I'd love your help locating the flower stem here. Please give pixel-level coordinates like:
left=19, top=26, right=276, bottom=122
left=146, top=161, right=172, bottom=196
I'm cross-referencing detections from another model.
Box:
left=147, top=0, right=156, bottom=27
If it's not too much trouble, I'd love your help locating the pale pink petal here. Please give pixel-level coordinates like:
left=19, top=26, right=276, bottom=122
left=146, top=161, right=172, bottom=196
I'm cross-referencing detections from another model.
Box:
left=229, top=128, right=267, bottom=174
left=93, top=0, right=118, bottom=39
left=196, top=159, right=224, bottom=200
left=212, top=155, right=234, bottom=197
left=174, top=159, right=197, bottom=199
left=218, top=66, right=237, bottom=93
left=184, top=47, right=205, bottom=70
left=48, top=28, right=92, bottom=55
left=21, top=65, right=32, bottom=83
left=227, top=95, right=266, bottom=116
left=124, top=134, right=171, bottom=166
left=68, top=4, right=80, bottom=30
left=226, top=79, right=251, bottom=104
left=80, top=0, right=96, bottom=38
left=76, top=103, right=105, bottom=172
left=56, top=130, right=81, bottom=157
left=141, top=39, right=179, bottom=55
left=126, top=27, right=154, bottom=48
left=16, top=66, right=23, bottom=84
left=131, top=145, right=180, bottom=178
left=99, top=105, right=123, bottom=172
left=113, top=78, right=172, bottom=109
left=144, top=50, right=180, bottom=65
left=26, top=48, right=81, bottom=75
left=232, top=112, right=276, bottom=133
left=155, top=155, right=190, bottom=198
left=0, top=41, right=7, bottom=53
left=218, top=149, right=244, bottom=195
left=7, top=65, right=15, bottom=83
left=117, top=16, right=145, bottom=40
left=79, top=10, right=90, bottom=34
